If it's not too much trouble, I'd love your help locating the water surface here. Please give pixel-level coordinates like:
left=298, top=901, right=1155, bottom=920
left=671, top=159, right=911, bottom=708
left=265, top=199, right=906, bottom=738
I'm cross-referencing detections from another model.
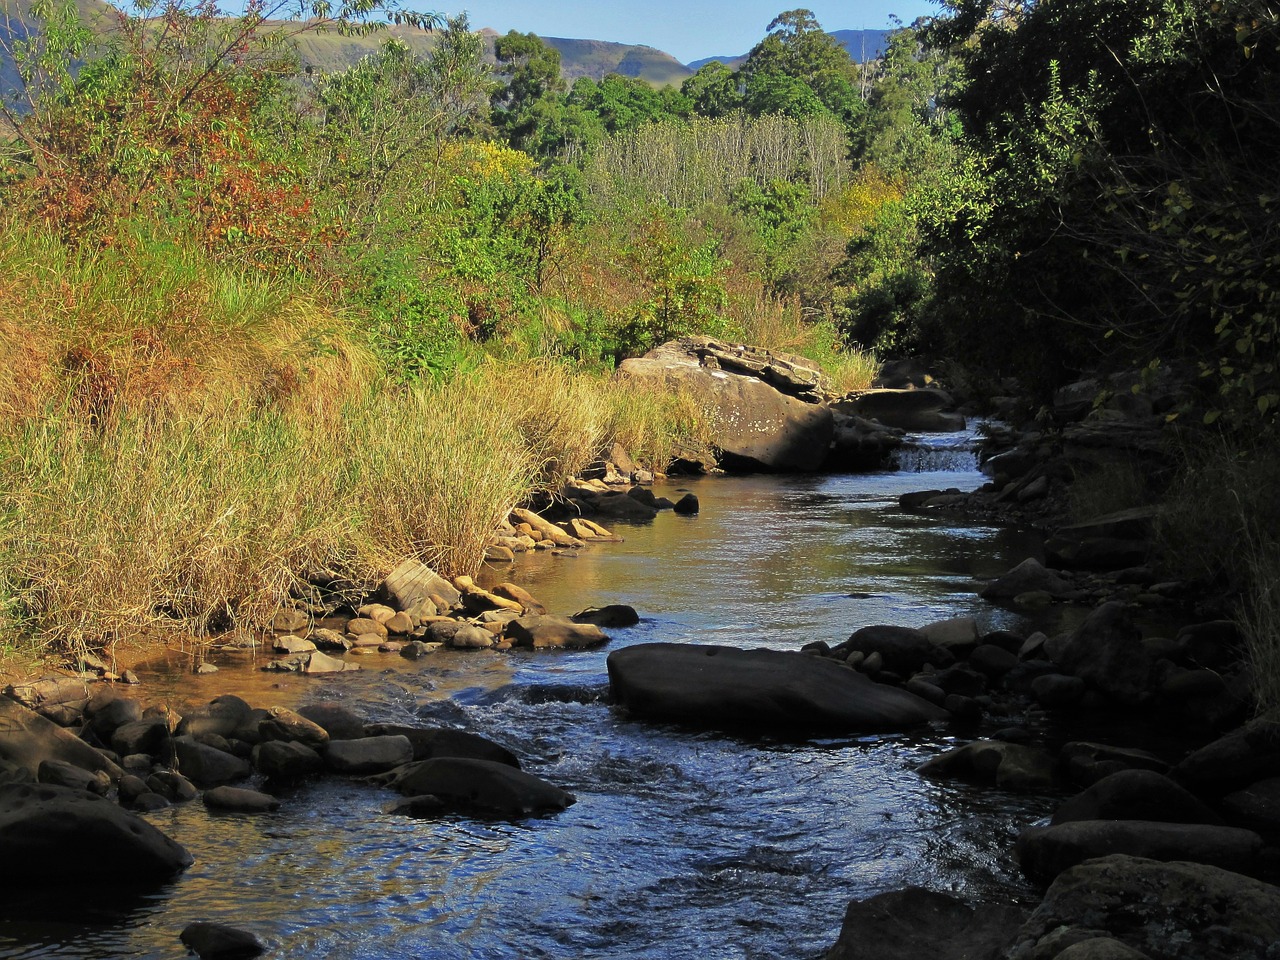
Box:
left=0, top=436, right=1065, bottom=960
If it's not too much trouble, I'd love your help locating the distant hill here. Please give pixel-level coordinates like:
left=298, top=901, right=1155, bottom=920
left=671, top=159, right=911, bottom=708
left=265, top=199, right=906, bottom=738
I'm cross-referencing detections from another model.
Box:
left=2, top=2, right=890, bottom=104
left=687, top=28, right=893, bottom=71
left=542, top=36, right=692, bottom=87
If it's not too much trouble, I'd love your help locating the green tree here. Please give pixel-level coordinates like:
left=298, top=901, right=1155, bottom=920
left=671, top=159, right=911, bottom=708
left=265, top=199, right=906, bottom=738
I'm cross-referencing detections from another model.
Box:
left=681, top=61, right=741, bottom=117
left=315, top=18, right=493, bottom=237
left=490, top=30, right=565, bottom=153
left=740, top=9, right=859, bottom=119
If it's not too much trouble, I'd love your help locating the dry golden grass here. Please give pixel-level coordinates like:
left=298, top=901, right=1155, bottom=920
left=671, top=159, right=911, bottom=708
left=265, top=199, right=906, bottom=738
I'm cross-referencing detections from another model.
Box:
left=0, top=227, right=710, bottom=661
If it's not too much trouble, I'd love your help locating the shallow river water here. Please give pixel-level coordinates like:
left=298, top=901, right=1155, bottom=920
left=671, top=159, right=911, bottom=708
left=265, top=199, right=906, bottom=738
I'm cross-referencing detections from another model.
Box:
left=1, top=431, right=1072, bottom=960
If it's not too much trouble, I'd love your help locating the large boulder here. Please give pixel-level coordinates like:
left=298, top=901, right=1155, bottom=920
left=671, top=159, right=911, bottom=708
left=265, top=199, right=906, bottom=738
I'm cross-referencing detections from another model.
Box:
left=1016, top=820, right=1263, bottom=887
left=616, top=338, right=834, bottom=472
left=607, top=643, right=947, bottom=733
left=0, top=696, right=122, bottom=780
left=1007, top=855, right=1280, bottom=960
left=0, top=782, right=192, bottom=883
left=389, top=758, right=573, bottom=817
left=824, top=886, right=1024, bottom=960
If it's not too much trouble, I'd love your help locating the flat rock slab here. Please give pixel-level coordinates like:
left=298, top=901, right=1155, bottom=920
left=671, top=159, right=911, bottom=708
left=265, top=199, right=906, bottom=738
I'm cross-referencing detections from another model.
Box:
left=825, top=886, right=1025, bottom=960
left=0, top=696, right=122, bottom=780
left=607, top=643, right=947, bottom=733
left=0, top=782, right=192, bottom=883
left=1008, top=854, right=1280, bottom=960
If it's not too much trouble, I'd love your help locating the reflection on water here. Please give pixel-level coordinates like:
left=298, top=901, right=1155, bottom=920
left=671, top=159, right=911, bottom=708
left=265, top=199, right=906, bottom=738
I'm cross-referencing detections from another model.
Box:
left=0, top=464, right=1059, bottom=960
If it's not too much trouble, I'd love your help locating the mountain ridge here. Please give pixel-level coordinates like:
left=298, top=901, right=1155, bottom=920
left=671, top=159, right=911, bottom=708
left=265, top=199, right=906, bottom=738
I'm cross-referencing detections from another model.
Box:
left=0, top=3, right=895, bottom=93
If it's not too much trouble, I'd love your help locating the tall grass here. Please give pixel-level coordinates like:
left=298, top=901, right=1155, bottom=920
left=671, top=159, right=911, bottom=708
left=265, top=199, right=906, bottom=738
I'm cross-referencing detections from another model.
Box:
left=1158, top=435, right=1280, bottom=713
left=0, top=227, right=710, bottom=663
left=731, top=293, right=878, bottom=394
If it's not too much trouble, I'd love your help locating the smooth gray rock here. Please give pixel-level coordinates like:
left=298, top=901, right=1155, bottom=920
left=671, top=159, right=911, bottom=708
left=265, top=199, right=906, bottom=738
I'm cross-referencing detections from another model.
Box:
left=1052, top=602, right=1154, bottom=703
left=176, top=695, right=253, bottom=740
left=0, top=696, right=123, bottom=779
left=172, top=737, right=250, bottom=787
left=390, top=758, right=573, bottom=817
left=980, top=558, right=1073, bottom=602
left=1016, top=820, right=1262, bottom=887
left=841, top=625, right=948, bottom=676
left=257, top=707, right=329, bottom=748
left=1007, top=855, right=1280, bottom=960
left=296, top=703, right=366, bottom=741
left=0, top=781, right=191, bottom=883
left=1052, top=940, right=1152, bottom=960
left=571, top=605, right=640, bottom=628
left=146, top=770, right=198, bottom=803
left=918, top=740, right=1057, bottom=792
left=507, top=615, right=608, bottom=650
left=1173, top=714, right=1280, bottom=793
left=824, top=886, right=1024, bottom=960
left=608, top=643, right=947, bottom=733
left=252, top=740, right=323, bottom=780
left=1222, top=776, right=1280, bottom=835
left=37, top=759, right=110, bottom=795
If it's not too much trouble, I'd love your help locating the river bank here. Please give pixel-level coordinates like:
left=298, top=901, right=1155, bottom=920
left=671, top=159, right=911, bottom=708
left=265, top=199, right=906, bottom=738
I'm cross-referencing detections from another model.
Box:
left=3, top=436, right=1280, bottom=959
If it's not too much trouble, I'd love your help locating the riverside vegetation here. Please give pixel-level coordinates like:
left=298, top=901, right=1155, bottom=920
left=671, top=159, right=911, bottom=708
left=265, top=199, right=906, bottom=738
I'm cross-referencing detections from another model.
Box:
left=2, top=4, right=1280, bottom=959
left=0, top=0, right=1276, bottom=707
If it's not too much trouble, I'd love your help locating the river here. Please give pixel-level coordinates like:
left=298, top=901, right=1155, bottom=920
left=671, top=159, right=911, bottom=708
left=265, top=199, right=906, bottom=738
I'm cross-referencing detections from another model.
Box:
left=0, top=429, right=1068, bottom=960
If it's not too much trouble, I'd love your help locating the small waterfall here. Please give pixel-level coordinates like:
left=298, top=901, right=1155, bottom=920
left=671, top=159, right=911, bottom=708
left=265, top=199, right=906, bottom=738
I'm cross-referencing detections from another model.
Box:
left=893, top=427, right=981, bottom=473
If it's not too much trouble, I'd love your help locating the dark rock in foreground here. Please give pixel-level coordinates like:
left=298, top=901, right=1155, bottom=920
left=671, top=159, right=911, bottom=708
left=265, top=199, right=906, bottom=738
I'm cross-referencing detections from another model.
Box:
left=1007, top=855, right=1280, bottom=960
left=180, top=921, right=266, bottom=959
left=607, top=642, right=947, bottom=733
left=0, top=781, right=192, bottom=883
left=824, top=886, right=1025, bottom=960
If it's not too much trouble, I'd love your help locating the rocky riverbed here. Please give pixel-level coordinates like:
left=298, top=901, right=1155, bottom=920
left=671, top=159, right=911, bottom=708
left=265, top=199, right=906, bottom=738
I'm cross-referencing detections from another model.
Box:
left=1, top=345, right=1278, bottom=959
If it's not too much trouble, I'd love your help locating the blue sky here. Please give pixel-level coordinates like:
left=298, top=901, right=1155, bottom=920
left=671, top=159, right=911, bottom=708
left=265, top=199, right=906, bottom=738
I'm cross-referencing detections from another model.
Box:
left=430, top=2, right=941, bottom=64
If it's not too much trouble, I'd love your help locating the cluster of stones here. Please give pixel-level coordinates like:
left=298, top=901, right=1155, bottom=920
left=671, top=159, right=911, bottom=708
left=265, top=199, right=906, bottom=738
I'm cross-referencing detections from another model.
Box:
left=221, top=556, right=642, bottom=676
left=805, top=599, right=1278, bottom=957
left=0, top=683, right=575, bottom=955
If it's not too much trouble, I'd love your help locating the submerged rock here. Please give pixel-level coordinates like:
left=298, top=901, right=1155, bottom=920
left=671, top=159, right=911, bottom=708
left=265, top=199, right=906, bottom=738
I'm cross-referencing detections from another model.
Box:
left=180, top=921, right=266, bottom=959
left=607, top=642, right=946, bottom=733
left=389, top=758, right=573, bottom=817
